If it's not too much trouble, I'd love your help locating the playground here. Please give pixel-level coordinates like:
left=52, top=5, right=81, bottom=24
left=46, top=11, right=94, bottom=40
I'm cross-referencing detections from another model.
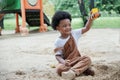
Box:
left=0, top=29, right=120, bottom=80
left=0, top=0, right=120, bottom=80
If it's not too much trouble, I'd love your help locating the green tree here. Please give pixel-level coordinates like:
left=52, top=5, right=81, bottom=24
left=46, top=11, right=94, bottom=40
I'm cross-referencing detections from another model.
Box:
left=50, top=0, right=80, bottom=17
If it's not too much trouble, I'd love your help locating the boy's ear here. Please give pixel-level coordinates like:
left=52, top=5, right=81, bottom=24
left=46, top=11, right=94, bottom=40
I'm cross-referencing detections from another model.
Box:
left=56, top=26, right=59, bottom=30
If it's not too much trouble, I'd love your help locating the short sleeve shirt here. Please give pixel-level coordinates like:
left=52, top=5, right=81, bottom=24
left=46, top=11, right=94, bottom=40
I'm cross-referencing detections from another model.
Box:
left=54, top=29, right=82, bottom=56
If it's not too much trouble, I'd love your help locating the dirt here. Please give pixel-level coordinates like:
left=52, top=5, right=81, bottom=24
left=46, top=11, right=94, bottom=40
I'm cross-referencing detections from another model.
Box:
left=0, top=29, right=120, bottom=80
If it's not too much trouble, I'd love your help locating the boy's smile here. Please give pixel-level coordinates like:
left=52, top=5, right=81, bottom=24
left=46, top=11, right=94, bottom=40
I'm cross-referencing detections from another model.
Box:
left=57, top=19, right=72, bottom=38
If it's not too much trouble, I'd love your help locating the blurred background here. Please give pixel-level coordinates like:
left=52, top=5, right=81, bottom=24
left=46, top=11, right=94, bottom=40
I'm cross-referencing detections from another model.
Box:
left=0, top=0, right=120, bottom=31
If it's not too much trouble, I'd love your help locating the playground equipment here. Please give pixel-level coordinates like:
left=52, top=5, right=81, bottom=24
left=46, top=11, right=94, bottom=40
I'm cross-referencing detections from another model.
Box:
left=0, top=14, right=4, bottom=36
left=0, top=0, right=50, bottom=35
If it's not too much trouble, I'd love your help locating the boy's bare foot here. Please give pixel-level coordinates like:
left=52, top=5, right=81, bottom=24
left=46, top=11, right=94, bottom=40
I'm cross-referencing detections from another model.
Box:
left=83, top=68, right=95, bottom=76
left=62, top=69, right=76, bottom=80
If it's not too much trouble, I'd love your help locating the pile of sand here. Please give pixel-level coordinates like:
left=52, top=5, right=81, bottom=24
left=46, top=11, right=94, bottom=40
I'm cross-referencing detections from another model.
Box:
left=0, top=29, right=120, bottom=80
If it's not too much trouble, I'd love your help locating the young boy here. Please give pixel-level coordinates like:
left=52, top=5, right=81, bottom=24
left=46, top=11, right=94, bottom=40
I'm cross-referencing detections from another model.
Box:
left=51, top=11, right=98, bottom=80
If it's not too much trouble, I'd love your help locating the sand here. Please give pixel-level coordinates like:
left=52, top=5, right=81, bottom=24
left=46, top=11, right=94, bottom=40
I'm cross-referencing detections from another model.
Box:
left=0, top=29, right=120, bottom=80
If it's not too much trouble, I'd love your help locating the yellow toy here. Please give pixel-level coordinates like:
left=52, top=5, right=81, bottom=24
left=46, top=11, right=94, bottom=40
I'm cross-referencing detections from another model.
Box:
left=91, top=8, right=101, bottom=19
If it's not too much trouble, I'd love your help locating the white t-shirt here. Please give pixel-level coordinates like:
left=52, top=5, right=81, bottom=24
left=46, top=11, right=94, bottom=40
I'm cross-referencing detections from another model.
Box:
left=54, top=29, right=82, bottom=56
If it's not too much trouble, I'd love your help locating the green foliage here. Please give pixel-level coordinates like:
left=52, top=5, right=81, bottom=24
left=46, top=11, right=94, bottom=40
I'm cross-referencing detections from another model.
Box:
left=97, top=0, right=120, bottom=14
left=4, top=17, right=120, bottom=30
left=72, top=17, right=120, bottom=29
left=50, top=0, right=80, bottom=17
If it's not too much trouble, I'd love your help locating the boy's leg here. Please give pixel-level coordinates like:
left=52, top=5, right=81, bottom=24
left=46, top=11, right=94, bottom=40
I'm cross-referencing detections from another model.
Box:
left=71, top=56, right=92, bottom=76
left=56, top=63, right=76, bottom=80
left=83, top=67, right=95, bottom=76
left=61, top=69, right=76, bottom=80
left=56, top=63, right=70, bottom=76
left=61, top=56, right=89, bottom=80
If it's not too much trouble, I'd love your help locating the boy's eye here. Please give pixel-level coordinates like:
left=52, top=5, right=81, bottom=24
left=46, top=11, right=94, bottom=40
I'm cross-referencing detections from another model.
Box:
left=60, top=24, right=66, bottom=28
left=62, top=24, right=71, bottom=28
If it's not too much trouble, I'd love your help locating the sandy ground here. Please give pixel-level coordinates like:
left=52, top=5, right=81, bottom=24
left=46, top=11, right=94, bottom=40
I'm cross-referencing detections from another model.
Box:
left=0, top=29, right=120, bottom=80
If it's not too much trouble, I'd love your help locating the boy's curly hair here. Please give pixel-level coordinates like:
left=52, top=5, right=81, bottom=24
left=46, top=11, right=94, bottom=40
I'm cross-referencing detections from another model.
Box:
left=51, top=11, right=72, bottom=30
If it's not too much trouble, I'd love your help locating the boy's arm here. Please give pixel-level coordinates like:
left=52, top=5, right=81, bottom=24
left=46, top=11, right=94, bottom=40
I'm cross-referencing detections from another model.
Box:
left=56, top=55, right=71, bottom=66
left=81, top=16, right=93, bottom=34
left=81, top=11, right=100, bottom=34
left=54, top=47, right=65, bottom=64
left=55, top=55, right=65, bottom=64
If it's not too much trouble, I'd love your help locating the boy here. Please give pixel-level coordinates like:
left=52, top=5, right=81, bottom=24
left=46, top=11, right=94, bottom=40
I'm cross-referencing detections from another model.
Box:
left=51, top=11, right=99, bottom=80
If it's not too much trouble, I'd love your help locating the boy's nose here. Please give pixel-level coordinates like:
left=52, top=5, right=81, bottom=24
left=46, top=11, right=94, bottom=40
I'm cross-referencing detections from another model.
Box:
left=67, top=26, right=71, bottom=30
left=67, top=25, right=71, bottom=28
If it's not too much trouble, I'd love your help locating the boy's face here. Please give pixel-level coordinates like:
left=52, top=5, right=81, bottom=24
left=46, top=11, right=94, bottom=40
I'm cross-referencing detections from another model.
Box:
left=56, top=19, right=72, bottom=36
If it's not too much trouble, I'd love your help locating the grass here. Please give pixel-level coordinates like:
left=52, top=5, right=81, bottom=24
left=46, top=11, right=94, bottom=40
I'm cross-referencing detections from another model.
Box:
left=4, top=17, right=120, bottom=30
left=72, top=17, right=120, bottom=29
left=4, top=17, right=40, bottom=30
left=92, top=17, right=120, bottom=28
left=4, top=18, right=21, bottom=30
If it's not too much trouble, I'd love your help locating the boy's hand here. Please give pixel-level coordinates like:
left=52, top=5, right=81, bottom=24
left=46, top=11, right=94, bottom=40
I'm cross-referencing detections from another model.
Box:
left=65, top=60, right=71, bottom=67
left=90, top=12, right=100, bottom=20
left=90, top=8, right=101, bottom=20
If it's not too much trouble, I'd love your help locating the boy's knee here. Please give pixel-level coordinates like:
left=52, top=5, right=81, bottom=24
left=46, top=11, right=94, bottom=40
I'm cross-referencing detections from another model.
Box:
left=86, top=56, right=92, bottom=65
left=56, top=64, right=63, bottom=76
left=56, top=64, right=70, bottom=76
left=83, top=55, right=92, bottom=65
